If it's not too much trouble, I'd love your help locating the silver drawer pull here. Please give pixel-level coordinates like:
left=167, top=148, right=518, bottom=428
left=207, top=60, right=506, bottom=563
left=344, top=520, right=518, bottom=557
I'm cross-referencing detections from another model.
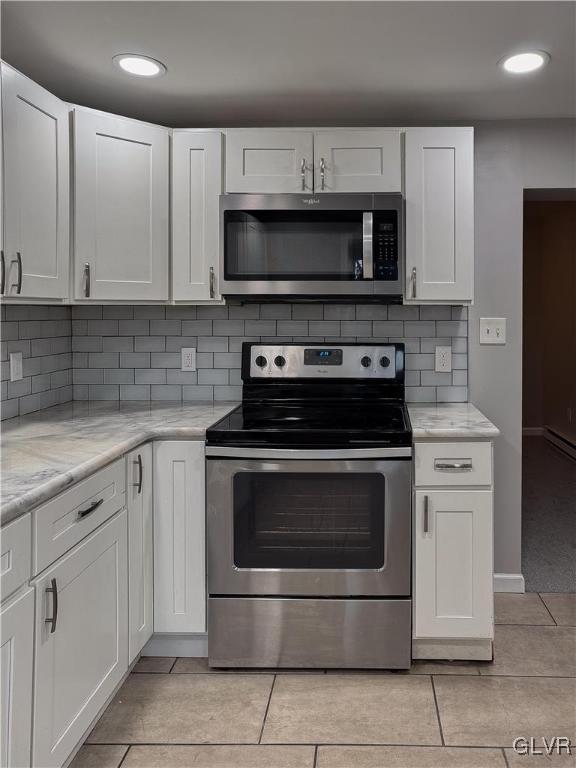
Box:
left=45, top=578, right=58, bottom=634
left=434, top=459, right=473, bottom=471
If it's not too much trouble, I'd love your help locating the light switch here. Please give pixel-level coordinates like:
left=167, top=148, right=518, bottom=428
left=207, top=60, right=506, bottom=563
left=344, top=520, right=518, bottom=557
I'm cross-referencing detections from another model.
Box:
left=181, top=348, right=196, bottom=371
left=9, top=352, right=23, bottom=381
left=480, top=318, right=506, bottom=345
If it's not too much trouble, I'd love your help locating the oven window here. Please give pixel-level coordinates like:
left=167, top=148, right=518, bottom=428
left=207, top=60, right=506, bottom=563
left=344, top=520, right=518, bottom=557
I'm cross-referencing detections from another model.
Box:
left=233, top=472, right=385, bottom=569
left=224, top=210, right=364, bottom=281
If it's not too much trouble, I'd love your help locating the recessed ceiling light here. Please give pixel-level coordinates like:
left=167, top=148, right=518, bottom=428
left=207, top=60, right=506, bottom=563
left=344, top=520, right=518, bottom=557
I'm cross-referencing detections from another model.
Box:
left=113, top=54, right=167, bottom=78
left=500, top=51, right=550, bottom=74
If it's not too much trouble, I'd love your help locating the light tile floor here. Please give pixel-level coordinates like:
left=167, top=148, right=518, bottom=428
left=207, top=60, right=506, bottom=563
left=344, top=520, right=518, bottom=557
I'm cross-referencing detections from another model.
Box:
left=72, top=593, right=576, bottom=768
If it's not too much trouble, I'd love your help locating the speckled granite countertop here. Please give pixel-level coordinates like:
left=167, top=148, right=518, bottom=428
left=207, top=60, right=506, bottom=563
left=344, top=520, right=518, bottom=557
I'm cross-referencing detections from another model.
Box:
left=408, top=403, right=499, bottom=440
left=1, top=401, right=238, bottom=526
left=1, top=400, right=498, bottom=527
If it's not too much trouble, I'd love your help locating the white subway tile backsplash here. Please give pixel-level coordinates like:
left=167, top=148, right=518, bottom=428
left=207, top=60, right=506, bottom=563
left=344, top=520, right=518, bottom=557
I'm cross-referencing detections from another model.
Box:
left=1, top=302, right=469, bottom=418
left=1, top=306, right=73, bottom=418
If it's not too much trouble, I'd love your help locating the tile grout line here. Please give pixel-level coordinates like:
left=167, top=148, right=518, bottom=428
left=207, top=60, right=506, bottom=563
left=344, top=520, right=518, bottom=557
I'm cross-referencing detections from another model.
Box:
left=536, top=593, right=559, bottom=625
left=117, top=745, right=131, bottom=767
left=84, top=741, right=527, bottom=749
left=430, top=675, right=445, bottom=746
left=313, top=745, right=319, bottom=768
left=501, top=746, right=511, bottom=768
left=258, top=674, right=276, bottom=744
left=168, top=658, right=179, bottom=673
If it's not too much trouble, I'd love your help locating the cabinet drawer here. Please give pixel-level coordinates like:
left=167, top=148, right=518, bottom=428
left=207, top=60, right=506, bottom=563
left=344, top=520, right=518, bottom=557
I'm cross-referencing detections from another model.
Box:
left=33, top=459, right=126, bottom=575
left=414, top=442, right=492, bottom=487
left=1, top=513, right=32, bottom=602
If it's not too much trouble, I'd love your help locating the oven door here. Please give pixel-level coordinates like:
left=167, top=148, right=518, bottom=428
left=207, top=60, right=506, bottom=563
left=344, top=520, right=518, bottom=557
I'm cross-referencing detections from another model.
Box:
left=207, top=455, right=411, bottom=597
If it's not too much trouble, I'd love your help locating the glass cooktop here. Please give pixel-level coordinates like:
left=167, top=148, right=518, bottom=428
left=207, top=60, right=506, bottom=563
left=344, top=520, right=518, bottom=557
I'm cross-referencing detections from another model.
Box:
left=207, top=401, right=412, bottom=449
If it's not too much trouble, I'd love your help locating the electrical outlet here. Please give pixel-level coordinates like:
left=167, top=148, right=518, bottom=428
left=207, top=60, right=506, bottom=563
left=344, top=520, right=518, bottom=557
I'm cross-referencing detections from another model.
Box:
left=181, top=348, right=196, bottom=372
left=480, top=318, right=506, bottom=345
left=435, top=346, right=452, bottom=373
left=9, top=352, right=23, bottom=381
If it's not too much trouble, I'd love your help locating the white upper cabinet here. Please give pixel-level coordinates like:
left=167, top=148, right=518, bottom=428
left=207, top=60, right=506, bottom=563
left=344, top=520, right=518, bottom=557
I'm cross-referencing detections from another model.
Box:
left=404, top=127, right=474, bottom=303
left=313, top=130, right=401, bottom=192
left=172, top=131, right=223, bottom=301
left=127, top=444, right=154, bottom=663
left=226, top=130, right=314, bottom=193
left=73, top=108, right=169, bottom=301
left=153, top=441, right=206, bottom=633
left=1, top=64, right=69, bottom=300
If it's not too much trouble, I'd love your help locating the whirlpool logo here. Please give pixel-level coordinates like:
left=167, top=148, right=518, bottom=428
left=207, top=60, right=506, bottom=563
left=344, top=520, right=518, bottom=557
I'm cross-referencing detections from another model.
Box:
left=302, top=198, right=321, bottom=205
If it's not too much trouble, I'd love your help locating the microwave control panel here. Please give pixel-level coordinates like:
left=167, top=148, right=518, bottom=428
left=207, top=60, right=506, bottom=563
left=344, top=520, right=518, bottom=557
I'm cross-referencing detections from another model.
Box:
left=373, top=212, right=398, bottom=281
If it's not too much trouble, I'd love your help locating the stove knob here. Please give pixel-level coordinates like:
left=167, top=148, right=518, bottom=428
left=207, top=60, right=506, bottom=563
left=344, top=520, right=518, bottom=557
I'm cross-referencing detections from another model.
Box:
left=360, top=356, right=372, bottom=368
left=255, top=355, right=267, bottom=368
left=380, top=356, right=391, bottom=368
left=274, top=355, right=286, bottom=368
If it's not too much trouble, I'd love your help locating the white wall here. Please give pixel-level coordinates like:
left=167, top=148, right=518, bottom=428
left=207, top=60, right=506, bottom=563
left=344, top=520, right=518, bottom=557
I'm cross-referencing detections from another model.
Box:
left=471, top=119, right=576, bottom=579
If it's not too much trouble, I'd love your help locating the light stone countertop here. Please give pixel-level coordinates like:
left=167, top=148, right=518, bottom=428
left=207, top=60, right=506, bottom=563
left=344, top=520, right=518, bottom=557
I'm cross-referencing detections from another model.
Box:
left=1, top=400, right=498, bottom=527
left=407, top=402, right=499, bottom=439
left=0, top=401, right=239, bottom=526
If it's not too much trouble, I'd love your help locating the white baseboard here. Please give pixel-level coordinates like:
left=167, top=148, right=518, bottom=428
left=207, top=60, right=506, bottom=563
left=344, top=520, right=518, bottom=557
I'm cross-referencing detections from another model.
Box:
left=522, top=427, right=544, bottom=437
left=494, top=573, right=525, bottom=593
left=142, top=633, right=208, bottom=657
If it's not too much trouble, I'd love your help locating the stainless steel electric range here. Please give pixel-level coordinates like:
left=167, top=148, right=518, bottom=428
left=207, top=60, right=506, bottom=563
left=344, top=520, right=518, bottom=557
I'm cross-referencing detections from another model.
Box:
left=206, top=342, right=412, bottom=669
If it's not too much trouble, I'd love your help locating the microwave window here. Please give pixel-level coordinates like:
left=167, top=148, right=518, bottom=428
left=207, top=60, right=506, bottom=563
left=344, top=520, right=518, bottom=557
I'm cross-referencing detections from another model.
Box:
left=224, top=210, right=364, bottom=281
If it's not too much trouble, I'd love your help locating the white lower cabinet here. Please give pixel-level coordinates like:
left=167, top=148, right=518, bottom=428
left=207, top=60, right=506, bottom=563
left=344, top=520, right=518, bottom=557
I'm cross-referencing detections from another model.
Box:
left=414, top=489, right=493, bottom=639
left=1, top=587, right=34, bottom=768
left=32, top=512, right=128, bottom=768
left=153, top=441, right=206, bottom=633
left=127, top=445, right=154, bottom=663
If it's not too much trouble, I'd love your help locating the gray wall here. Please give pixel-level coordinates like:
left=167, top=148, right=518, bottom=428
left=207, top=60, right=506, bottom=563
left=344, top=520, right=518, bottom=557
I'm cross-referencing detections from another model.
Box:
left=70, top=303, right=468, bottom=404
left=0, top=305, right=73, bottom=420
left=472, top=118, right=576, bottom=578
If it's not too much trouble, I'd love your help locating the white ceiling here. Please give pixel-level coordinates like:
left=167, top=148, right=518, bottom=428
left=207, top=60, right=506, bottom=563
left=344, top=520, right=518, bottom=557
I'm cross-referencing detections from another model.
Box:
left=1, top=1, right=574, bottom=127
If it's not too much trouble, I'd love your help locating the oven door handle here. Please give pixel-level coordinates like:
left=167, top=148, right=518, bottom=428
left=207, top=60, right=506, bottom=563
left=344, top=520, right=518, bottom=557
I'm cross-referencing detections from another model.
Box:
left=362, top=212, right=374, bottom=279
left=206, top=446, right=412, bottom=460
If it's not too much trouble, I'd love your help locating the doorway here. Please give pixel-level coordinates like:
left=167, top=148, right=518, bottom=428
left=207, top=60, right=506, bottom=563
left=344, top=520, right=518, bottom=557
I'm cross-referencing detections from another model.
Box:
left=522, top=192, right=576, bottom=592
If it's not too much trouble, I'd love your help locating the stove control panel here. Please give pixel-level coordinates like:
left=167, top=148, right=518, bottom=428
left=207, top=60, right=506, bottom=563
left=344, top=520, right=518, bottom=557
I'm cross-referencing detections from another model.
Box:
left=248, top=344, right=400, bottom=379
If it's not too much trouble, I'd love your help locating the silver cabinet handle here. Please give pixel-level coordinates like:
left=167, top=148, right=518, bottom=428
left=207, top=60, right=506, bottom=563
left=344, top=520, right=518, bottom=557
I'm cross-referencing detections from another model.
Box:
left=423, top=495, right=429, bottom=534
left=83, top=263, right=91, bottom=298
left=300, top=158, right=307, bottom=191
left=11, top=252, right=22, bottom=294
left=411, top=266, right=417, bottom=299
left=134, top=454, right=143, bottom=494
left=320, top=157, right=326, bottom=190
left=0, top=250, right=5, bottom=295
left=362, top=212, right=373, bottom=279
left=434, top=459, right=473, bottom=471
left=78, top=498, right=104, bottom=518
left=209, top=266, right=216, bottom=299
left=45, top=578, right=58, bottom=634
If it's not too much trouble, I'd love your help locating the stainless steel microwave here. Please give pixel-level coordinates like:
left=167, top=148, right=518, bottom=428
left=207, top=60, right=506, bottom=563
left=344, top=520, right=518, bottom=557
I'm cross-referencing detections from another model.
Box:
left=220, top=193, right=404, bottom=301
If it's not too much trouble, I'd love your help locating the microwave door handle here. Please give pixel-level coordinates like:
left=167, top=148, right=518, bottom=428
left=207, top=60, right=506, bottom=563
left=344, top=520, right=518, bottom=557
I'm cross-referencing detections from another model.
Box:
left=362, top=212, right=373, bottom=279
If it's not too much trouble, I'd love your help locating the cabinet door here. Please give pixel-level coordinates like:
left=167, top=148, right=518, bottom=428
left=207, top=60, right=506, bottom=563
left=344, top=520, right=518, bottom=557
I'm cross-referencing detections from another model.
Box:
left=1, top=588, right=34, bottom=768
left=33, top=512, right=128, bottom=768
left=405, top=128, right=474, bottom=303
left=153, top=441, right=205, bottom=633
left=127, top=445, right=153, bottom=663
left=172, top=131, right=223, bottom=301
left=74, top=108, right=169, bottom=300
left=414, top=490, right=493, bottom=639
left=313, top=130, right=401, bottom=192
left=226, top=130, right=313, bottom=193
left=1, top=64, right=69, bottom=299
